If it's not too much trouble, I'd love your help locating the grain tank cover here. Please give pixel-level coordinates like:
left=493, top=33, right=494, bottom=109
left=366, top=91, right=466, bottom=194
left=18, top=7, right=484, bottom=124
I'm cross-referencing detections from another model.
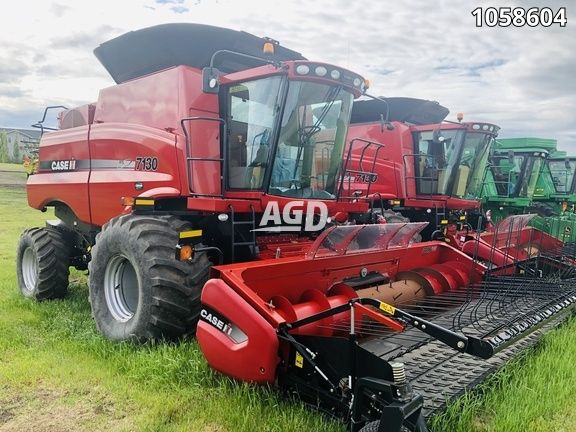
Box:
left=94, top=23, right=306, bottom=84
left=351, top=97, right=450, bottom=125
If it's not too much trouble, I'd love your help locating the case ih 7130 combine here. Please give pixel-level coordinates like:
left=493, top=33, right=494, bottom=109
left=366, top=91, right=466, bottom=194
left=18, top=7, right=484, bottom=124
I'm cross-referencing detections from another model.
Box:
left=345, top=98, right=498, bottom=241
left=17, top=24, right=576, bottom=432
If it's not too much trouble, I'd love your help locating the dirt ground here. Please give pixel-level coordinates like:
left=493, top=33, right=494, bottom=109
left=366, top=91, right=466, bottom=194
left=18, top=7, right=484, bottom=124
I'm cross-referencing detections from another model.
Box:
left=0, top=386, right=131, bottom=432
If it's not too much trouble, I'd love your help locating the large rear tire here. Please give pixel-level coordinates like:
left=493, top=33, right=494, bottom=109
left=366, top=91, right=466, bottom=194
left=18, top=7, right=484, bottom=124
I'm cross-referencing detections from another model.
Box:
left=16, top=227, right=70, bottom=300
left=88, top=214, right=210, bottom=341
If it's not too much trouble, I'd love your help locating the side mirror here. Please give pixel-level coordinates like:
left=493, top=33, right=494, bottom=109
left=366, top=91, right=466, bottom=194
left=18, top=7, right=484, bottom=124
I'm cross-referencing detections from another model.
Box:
left=379, top=113, right=394, bottom=132
left=202, top=67, right=221, bottom=94
left=565, top=158, right=571, bottom=169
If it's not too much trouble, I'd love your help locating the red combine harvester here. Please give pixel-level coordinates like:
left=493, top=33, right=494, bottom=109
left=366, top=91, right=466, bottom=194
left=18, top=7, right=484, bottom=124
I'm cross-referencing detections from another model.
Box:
left=20, top=23, right=376, bottom=335
left=17, top=24, right=576, bottom=432
left=343, top=98, right=498, bottom=241
left=341, top=98, right=569, bottom=266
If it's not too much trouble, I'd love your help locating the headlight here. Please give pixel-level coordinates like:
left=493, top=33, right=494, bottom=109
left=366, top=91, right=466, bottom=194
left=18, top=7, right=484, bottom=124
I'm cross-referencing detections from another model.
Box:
left=315, top=66, right=327, bottom=77
left=296, top=64, right=310, bottom=75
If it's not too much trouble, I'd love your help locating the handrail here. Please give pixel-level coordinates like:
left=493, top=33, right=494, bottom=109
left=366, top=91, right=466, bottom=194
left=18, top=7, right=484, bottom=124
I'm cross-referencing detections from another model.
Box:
left=180, top=116, right=227, bottom=197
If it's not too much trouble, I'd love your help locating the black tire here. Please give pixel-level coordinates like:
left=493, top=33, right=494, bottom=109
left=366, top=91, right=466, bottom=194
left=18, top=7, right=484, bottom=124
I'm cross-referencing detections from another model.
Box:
left=88, top=214, right=210, bottom=341
left=16, top=227, right=70, bottom=300
left=359, top=414, right=428, bottom=432
left=382, top=210, right=410, bottom=224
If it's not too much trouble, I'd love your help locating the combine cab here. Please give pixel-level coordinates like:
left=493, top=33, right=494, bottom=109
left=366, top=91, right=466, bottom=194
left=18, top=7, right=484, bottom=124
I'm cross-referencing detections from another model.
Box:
left=481, top=137, right=552, bottom=221
left=344, top=98, right=498, bottom=241
left=482, top=137, right=576, bottom=247
left=530, top=151, right=576, bottom=245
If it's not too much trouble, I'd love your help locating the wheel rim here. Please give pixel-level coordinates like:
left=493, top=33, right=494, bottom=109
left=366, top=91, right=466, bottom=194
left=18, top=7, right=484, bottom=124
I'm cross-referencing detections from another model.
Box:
left=104, top=255, right=139, bottom=322
left=21, top=247, right=38, bottom=295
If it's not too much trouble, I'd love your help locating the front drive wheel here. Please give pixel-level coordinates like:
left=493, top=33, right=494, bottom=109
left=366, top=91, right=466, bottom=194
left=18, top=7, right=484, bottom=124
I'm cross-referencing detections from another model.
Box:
left=88, top=214, right=210, bottom=341
left=16, top=227, right=70, bottom=300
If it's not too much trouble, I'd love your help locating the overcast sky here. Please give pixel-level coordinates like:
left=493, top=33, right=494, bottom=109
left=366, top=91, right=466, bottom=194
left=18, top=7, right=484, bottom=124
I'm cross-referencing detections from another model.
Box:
left=1, top=0, right=574, bottom=151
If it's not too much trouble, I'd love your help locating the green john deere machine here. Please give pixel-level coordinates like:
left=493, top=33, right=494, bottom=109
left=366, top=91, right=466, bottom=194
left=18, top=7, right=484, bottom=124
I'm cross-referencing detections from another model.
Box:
left=530, top=149, right=576, bottom=243
left=480, top=137, right=576, bottom=243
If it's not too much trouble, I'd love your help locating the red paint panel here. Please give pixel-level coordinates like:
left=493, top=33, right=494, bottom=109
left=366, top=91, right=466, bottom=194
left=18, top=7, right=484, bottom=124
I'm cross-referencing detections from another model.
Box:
left=27, top=126, right=91, bottom=224
left=88, top=123, right=180, bottom=226
left=346, top=122, right=412, bottom=199
left=198, top=278, right=279, bottom=383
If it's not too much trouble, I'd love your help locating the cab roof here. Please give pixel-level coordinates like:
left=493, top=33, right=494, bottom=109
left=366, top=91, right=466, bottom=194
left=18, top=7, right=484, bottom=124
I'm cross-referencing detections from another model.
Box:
left=350, top=97, right=450, bottom=125
left=94, top=23, right=306, bottom=84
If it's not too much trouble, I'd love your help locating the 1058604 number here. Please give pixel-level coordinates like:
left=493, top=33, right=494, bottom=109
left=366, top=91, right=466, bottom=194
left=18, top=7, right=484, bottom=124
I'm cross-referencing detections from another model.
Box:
left=135, top=156, right=159, bottom=171
left=471, top=7, right=567, bottom=27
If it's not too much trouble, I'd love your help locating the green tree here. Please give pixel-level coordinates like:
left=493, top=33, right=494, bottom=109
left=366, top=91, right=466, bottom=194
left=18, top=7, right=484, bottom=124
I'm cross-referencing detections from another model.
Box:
left=12, top=139, right=21, bottom=162
left=0, top=132, right=9, bottom=163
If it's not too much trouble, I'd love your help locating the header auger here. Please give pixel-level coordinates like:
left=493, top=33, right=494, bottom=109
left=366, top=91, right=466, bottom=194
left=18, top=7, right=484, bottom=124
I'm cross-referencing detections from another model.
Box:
left=16, top=23, right=576, bottom=432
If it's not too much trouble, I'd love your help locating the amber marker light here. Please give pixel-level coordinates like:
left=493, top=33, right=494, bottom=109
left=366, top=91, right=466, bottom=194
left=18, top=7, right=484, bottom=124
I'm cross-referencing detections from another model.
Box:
left=121, top=196, right=135, bottom=206
left=263, top=42, right=275, bottom=54
left=179, top=245, right=194, bottom=261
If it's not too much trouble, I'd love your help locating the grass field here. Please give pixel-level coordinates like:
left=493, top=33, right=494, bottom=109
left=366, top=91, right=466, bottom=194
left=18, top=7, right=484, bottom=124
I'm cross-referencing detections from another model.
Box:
left=1, top=163, right=575, bottom=432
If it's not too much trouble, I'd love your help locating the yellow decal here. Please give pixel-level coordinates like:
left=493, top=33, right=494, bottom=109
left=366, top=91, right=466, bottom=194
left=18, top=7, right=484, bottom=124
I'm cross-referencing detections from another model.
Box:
left=390, top=199, right=401, bottom=206
left=459, top=215, right=466, bottom=221
left=295, top=352, right=304, bottom=368
left=179, top=230, right=203, bottom=239
left=379, top=302, right=396, bottom=315
left=440, top=219, right=448, bottom=225
left=135, top=198, right=155, bottom=206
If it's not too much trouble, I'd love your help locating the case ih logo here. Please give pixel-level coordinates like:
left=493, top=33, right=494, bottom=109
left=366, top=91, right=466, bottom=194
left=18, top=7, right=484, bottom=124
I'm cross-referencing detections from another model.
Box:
left=51, top=160, right=77, bottom=171
left=255, top=200, right=328, bottom=232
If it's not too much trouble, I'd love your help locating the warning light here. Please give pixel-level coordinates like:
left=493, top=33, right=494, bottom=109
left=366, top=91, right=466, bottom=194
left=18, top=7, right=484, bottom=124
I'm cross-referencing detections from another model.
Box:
left=457, top=112, right=464, bottom=122
left=178, top=245, right=193, bottom=261
left=263, top=42, right=275, bottom=55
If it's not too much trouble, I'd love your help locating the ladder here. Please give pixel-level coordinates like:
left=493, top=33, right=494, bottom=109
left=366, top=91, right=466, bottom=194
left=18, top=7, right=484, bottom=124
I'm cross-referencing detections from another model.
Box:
left=229, top=204, right=256, bottom=262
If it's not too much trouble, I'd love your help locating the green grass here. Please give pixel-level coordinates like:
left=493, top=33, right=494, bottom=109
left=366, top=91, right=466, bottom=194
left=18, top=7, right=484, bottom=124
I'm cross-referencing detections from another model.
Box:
left=0, top=162, right=25, bottom=172
left=1, top=185, right=575, bottom=431
left=430, top=318, right=576, bottom=432
left=0, top=163, right=26, bottom=186
left=0, top=186, right=344, bottom=432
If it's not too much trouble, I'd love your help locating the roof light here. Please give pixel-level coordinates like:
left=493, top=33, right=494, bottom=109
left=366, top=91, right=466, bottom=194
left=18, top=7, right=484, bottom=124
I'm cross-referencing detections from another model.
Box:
left=315, top=66, right=327, bottom=76
left=457, top=112, right=464, bottom=122
left=263, top=42, right=275, bottom=55
left=296, top=64, right=310, bottom=75
left=330, top=69, right=341, bottom=79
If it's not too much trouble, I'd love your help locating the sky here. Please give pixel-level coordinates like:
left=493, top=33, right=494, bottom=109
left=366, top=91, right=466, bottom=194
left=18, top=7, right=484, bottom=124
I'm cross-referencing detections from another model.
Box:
left=0, top=0, right=574, bottom=151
